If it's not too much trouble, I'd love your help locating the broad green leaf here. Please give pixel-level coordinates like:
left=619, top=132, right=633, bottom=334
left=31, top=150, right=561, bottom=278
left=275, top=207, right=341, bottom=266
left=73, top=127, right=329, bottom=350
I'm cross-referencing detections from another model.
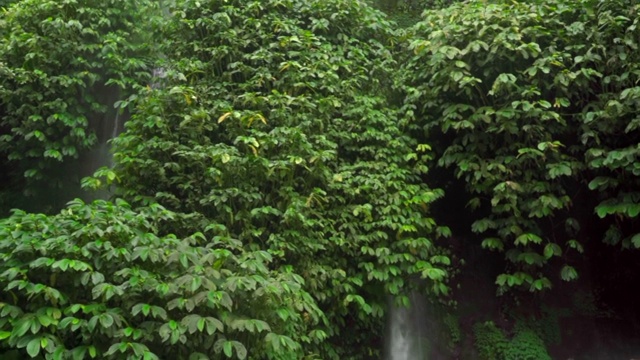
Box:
left=543, top=243, right=562, bottom=259
left=515, top=233, right=543, bottom=246
left=27, top=337, right=41, bottom=357
left=631, top=233, right=640, bottom=248
left=481, top=238, right=504, bottom=251
left=560, top=265, right=578, bottom=281
left=223, top=341, right=233, bottom=357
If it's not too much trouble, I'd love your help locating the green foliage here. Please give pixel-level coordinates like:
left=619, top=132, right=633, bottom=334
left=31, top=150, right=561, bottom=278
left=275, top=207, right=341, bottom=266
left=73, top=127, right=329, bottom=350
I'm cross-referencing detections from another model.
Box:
left=402, top=0, right=640, bottom=292
left=0, top=199, right=321, bottom=359
left=473, top=321, right=508, bottom=360
left=102, top=0, right=450, bottom=357
left=3, top=0, right=639, bottom=357
left=473, top=321, right=551, bottom=360
left=0, top=0, right=157, bottom=206
left=505, top=326, right=551, bottom=360
left=368, top=0, right=461, bottom=27
left=442, top=313, right=461, bottom=352
left=0, top=0, right=17, bottom=8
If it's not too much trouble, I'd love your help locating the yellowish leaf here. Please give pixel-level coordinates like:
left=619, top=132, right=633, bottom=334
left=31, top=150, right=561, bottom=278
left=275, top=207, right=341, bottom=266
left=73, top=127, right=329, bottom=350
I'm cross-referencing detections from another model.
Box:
left=218, top=112, right=232, bottom=123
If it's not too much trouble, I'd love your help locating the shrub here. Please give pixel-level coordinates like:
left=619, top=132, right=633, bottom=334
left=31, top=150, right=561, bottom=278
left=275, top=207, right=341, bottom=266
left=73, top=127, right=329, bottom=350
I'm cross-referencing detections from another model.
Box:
left=473, top=321, right=551, bottom=360
left=0, top=199, right=322, bottom=359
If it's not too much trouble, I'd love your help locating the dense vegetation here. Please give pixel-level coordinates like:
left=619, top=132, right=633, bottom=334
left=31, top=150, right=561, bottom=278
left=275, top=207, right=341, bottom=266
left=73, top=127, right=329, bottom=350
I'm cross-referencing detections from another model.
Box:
left=0, top=0, right=156, bottom=212
left=1, top=0, right=639, bottom=359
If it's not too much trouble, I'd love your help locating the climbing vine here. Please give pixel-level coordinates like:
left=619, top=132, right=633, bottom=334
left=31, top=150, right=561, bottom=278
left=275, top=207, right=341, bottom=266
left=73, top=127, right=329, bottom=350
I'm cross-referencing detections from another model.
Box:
left=402, top=0, right=640, bottom=292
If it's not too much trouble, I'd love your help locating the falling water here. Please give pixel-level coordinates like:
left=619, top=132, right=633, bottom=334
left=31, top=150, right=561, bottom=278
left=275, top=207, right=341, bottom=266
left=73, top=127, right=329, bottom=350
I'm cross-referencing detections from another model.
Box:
left=72, top=98, right=123, bottom=202
left=111, top=111, right=120, bottom=144
left=70, top=65, right=167, bottom=205
left=386, top=292, right=429, bottom=360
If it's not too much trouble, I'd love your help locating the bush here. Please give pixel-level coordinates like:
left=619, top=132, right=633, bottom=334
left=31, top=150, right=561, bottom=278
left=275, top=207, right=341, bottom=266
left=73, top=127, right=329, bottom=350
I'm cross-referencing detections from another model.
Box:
left=473, top=321, right=551, bottom=360
left=0, top=199, right=322, bottom=359
left=473, top=321, right=508, bottom=360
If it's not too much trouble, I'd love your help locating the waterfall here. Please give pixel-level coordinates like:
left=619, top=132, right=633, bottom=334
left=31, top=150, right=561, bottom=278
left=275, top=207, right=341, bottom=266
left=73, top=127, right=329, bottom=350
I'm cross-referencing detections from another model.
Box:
left=72, top=100, right=123, bottom=203
left=111, top=111, right=120, bottom=143
left=386, top=293, right=429, bottom=360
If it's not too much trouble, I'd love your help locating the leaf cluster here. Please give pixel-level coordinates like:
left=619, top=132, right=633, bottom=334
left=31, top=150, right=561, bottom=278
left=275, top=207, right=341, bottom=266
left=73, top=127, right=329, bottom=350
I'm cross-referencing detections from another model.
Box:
left=368, top=0, right=461, bottom=27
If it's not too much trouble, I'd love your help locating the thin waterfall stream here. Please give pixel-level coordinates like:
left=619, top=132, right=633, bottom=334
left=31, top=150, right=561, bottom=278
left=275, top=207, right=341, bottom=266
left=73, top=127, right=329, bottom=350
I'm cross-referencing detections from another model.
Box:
left=62, top=67, right=166, bottom=206
left=386, top=293, right=429, bottom=360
